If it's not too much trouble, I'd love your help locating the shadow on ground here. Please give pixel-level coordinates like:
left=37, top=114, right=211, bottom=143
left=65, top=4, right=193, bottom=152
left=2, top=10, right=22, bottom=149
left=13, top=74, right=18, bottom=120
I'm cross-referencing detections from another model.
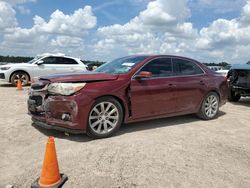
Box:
left=229, top=98, right=250, bottom=107
left=31, top=110, right=226, bottom=142
left=31, top=123, right=92, bottom=142
left=0, top=83, right=15, bottom=87
left=0, top=83, right=30, bottom=88
left=118, top=111, right=226, bottom=136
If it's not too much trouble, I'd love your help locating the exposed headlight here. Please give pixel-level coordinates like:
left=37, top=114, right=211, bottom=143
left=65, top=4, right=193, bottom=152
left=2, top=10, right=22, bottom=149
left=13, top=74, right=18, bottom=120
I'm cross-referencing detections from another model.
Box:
left=0, top=67, right=11, bottom=70
left=47, top=83, right=86, bottom=95
left=31, top=77, right=39, bottom=84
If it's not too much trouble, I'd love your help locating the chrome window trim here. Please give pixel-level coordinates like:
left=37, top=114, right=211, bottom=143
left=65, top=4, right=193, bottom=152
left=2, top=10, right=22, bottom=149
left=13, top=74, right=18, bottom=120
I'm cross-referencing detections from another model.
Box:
left=131, top=57, right=206, bottom=80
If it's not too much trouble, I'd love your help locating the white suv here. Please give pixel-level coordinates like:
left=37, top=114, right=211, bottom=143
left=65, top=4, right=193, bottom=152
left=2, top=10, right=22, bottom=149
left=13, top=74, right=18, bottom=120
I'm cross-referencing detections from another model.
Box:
left=0, top=53, right=88, bottom=86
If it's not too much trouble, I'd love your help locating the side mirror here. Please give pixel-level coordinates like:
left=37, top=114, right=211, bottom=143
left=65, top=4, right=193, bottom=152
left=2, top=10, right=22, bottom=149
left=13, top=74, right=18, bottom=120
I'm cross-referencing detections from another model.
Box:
left=36, top=60, right=44, bottom=65
left=134, top=71, right=152, bottom=79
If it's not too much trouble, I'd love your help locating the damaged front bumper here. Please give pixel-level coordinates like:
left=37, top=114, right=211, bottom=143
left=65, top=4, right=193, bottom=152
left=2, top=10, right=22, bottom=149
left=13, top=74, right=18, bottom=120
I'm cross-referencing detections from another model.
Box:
left=32, top=118, right=85, bottom=134
left=28, top=90, right=93, bottom=133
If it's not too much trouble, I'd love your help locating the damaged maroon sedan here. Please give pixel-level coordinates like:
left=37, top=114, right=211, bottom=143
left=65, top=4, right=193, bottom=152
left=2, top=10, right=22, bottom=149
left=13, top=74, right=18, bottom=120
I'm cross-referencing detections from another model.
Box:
left=28, top=55, right=228, bottom=138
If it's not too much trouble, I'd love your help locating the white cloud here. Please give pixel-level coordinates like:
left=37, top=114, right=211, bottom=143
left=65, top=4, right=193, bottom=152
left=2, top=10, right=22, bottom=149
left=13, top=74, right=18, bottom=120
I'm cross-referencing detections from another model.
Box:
left=194, top=1, right=250, bottom=63
left=1, top=0, right=250, bottom=64
left=241, top=0, right=250, bottom=24
left=94, top=0, right=197, bottom=60
left=51, top=36, right=83, bottom=48
left=0, top=4, right=96, bottom=58
left=33, top=6, right=96, bottom=37
left=93, top=0, right=250, bottom=63
left=0, top=2, right=17, bottom=31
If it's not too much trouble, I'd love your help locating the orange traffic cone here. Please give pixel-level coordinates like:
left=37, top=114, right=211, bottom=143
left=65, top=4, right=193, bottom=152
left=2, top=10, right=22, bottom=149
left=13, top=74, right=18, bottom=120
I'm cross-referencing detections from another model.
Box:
left=31, top=137, right=68, bottom=188
left=16, top=79, right=23, bottom=91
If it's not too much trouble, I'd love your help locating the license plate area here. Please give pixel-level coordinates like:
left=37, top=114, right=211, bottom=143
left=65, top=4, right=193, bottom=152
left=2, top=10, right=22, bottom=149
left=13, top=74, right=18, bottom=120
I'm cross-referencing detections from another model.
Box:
left=28, top=99, right=37, bottom=112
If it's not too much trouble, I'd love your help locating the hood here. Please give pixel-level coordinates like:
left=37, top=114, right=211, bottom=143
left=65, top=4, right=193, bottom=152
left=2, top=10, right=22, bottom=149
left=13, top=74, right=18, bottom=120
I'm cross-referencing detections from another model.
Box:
left=0, top=63, right=30, bottom=67
left=231, top=63, right=250, bottom=70
left=39, top=72, right=119, bottom=83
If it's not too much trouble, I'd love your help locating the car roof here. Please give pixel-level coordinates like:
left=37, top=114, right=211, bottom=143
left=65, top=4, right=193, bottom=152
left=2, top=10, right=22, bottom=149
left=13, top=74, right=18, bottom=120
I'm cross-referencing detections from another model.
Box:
left=36, top=54, right=81, bottom=61
left=127, top=54, right=201, bottom=63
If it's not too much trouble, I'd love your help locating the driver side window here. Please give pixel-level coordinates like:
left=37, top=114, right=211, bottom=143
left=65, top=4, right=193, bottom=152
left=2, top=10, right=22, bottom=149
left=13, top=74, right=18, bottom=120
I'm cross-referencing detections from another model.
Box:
left=41, top=57, right=57, bottom=64
left=141, top=58, right=173, bottom=77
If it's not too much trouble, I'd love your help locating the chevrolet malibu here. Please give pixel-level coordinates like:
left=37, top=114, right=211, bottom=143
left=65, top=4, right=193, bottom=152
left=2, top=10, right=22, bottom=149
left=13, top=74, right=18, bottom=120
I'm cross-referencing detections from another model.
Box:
left=28, top=55, right=228, bottom=138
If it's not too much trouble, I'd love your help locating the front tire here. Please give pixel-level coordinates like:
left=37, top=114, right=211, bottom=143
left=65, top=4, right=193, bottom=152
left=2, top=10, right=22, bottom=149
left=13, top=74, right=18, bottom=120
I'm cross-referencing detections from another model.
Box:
left=87, top=97, right=123, bottom=139
left=228, top=89, right=241, bottom=102
left=10, top=71, right=29, bottom=86
left=197, top=92, right=219, bottom=120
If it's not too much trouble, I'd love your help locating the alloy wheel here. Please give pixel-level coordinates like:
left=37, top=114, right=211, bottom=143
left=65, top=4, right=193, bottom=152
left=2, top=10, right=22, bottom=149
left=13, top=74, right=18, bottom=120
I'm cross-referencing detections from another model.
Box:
left=204, top=95, right=218, bottom=118
left=89, top=102, right=119, bottom=134
left=13, top=74, right=27, bottom=85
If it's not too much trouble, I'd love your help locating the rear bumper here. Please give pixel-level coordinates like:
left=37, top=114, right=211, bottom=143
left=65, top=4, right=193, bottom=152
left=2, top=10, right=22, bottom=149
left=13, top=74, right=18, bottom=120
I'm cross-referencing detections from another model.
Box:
left=231, top=85, right=250, bottom=96
left=32, top=117, right=85, bottom=134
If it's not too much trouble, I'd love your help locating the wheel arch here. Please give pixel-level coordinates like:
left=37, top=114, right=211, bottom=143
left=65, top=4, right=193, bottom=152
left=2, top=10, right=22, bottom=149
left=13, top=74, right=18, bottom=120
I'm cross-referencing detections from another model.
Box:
left=208, top=89, right=221, bottom=101
left=94, top=95, right=127, bottom=122
left=197, top=89, right=221, bottom=113
left=9, top=70, right=31, bottom=82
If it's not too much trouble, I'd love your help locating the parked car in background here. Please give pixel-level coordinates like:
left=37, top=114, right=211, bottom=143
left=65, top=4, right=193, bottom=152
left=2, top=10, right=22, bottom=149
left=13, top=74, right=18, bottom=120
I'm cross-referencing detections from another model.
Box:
left=28, top=55, right=228, bottom=138
left=0, top=62, right=8, bottom=66
left=227, top=62, right=250, bottom=102
left=82, top=61, right=105, bottom=71
left=216, top=65, right=231, bottom=77
left=0, top=53, right=87, bottom=86
left=208, top=66, right=224, bottom=71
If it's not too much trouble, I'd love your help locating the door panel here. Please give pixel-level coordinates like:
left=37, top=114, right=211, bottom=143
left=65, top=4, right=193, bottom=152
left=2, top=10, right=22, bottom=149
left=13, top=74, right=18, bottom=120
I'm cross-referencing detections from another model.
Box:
left=130, top=57, right=177, bottom=119
left=34, top=57, right=57, bottom=76
left=172, top=58, right=207, bottom=113
left=174, top=76, right=207, bottom=113
left=130, top=78, right=177, bottom=119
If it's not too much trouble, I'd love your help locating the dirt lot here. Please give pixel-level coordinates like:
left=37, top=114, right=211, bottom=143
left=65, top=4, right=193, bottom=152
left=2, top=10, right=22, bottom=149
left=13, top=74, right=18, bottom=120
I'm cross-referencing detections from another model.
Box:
left=0, top=82, right=250, bottom=188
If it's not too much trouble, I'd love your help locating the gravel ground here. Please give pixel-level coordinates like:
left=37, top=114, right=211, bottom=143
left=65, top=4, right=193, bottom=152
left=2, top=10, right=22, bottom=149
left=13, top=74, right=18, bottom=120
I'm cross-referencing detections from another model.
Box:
left=0, top=82, right=250, bottom=188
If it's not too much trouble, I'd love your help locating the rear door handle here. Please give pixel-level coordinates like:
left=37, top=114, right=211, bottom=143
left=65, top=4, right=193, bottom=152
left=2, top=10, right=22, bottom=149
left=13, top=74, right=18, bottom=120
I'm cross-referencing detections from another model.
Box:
left=168, top=83, right=176, bottom=87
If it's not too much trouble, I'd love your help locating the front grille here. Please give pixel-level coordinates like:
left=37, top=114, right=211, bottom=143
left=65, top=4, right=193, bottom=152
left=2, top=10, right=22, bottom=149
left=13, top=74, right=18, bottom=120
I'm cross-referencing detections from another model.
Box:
left=0, top=73, right=5, bottom=79
left=29, top=96, right=43, bottom=106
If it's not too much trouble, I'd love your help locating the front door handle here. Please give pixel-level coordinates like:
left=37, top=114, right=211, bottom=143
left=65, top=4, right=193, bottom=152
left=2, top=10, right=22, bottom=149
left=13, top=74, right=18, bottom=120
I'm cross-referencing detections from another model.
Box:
left=199, top=80, right=205, bottom=85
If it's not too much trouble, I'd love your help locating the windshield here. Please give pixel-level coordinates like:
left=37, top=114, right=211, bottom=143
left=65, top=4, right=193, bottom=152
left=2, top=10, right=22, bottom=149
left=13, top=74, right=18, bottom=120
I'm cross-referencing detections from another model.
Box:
left=94, top=56, right=149, bottom=74
left=27, top=56, right=41, bottom=64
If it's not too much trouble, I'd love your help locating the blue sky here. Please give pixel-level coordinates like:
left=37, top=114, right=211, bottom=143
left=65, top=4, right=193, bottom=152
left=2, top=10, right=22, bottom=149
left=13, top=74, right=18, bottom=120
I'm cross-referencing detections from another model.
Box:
left=16, top=1, right=148, bottom=28
left=0, top=0, right=250, bottom=63
left=15, top=0, right=244, bottom=29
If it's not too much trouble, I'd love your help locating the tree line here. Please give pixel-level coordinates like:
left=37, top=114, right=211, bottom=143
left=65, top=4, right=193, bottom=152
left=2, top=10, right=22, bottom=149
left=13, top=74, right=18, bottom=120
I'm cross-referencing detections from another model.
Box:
left=0, top=55, right=229, bottom=67
left=0, top=55, right=33, bottom=63
left=203, top=62, right=230, bottom=67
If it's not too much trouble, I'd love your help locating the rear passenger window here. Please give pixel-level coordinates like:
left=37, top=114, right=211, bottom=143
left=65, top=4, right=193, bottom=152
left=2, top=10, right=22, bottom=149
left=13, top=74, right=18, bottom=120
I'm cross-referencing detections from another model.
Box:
left=41, top=57, right=78, bottom=65
left=141, top=58, right=172, bottom=77
left=173, top=58, right=203, bottom=76
left=60, top=58, right=78, bottom=64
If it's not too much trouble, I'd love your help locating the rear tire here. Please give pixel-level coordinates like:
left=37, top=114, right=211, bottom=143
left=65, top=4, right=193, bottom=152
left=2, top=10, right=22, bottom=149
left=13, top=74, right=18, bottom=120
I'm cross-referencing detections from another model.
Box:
left=197, top=92, right=219, bottom=120
left=10, top=71, right=29, bottom=86
left=228, top=89, right=241, bottom=102
left=86, top=97, right=123, bottom=139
